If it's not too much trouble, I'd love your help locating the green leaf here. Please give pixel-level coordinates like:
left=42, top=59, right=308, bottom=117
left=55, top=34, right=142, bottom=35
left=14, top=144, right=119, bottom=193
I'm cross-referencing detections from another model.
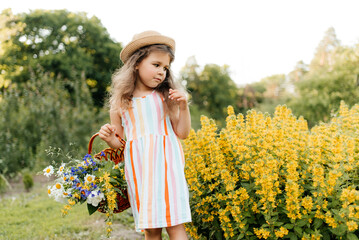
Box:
left=246, top=231, right=254, bottom=236
left=87, top=203, right=99, bottom=215
left=284, top=223, right=294, bottom=229
left=322, top=230, right=331, bottom=239
left=274, top=221, right=284, bottom=227
left=347, top=233, right=359, bottom=240
left=313, top=218, right=323, bottom=229
left=330, top=223, right=347, bottom=236
left=214, top=231, right=223, bottom=240
left=296, top=219, right=307, bottom=227
left=288, top=232, right=298, bottom=240
left=294, top=226, right=302, bottom=236
left=237, top=233, right=245, bottom=240
left=110, top=178, right=120, bottom=185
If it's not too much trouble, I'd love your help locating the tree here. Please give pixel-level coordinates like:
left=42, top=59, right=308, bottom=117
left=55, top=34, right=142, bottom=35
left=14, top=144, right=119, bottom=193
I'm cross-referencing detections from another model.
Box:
left=0, top=9, right=122, bottom=106
left=288, top=29, right=359, bottom=127
left=288, top=60, right=309, bottom=84
left=0, top=9, right=25, bottom=90
left=237, top=84, right=259, bottom=112
left=181, top=57, right=239, bottom=128
left=309, top=27, right=340, bottom=71
left=243, top=74, right=293, bottom=115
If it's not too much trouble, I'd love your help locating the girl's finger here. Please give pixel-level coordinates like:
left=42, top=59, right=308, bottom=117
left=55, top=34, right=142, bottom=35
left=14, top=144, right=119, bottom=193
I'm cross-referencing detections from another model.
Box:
left=101, top=126, right=112, bottom=135
left=177, top=97, right=186, bottom=102
left=105, top=124, right=113, bottom=131
left=99, top=129, right=109, bottom=136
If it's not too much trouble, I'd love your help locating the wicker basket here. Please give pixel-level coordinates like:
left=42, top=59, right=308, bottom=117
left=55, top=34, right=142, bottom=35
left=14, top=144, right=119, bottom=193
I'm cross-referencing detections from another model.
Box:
left=87, top=133, right=131, bottom=213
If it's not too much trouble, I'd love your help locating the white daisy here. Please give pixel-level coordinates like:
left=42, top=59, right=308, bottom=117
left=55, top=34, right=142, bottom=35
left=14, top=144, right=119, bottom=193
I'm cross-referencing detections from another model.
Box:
left=61, top=175, right=68, bottom=182
left=47, top=186, right=55, bottom=198
left=57, top=163, right=66, bottom=176
left=43, top=166, right=54, bottom=177
left=84, top=174, right=95, bottom=184
left=54, top=182, right=63, bottom=191
left=87, top=191, right=104, bottom=207
left=68, top=174, right=78, bottom=182
left=53, top=191, right=67, bottom=203
left=61, top=188, right=72, bottom=198
left=51, top=183, right=67, bottom=203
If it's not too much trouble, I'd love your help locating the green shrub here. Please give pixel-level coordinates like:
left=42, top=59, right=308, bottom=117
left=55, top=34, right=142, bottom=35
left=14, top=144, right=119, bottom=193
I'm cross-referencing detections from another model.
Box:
left=22, top=171, right=34, bottom=192
left=0, top=174, right=10, bottom=194
left=0, top=69, right=108, bottom=177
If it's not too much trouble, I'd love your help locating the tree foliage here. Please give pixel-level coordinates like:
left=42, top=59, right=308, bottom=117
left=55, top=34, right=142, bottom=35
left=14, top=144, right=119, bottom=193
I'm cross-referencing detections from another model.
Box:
left=0, top=9, right=122, bottom=106
left=288, top=28, right=359, bottom=127
left=181, top=57, right=239, bottom=128
left=244, top=74, right=293, bottom=115
left=0, top=69, right=107, bottom=177
left=243, top=27, right=359, bottom=128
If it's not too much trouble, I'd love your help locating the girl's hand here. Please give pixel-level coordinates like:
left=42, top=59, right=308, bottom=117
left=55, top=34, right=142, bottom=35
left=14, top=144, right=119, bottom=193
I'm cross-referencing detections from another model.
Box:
left=99, top=123, right=116, bottom=143
left=169, top=88, right=188, bottom=110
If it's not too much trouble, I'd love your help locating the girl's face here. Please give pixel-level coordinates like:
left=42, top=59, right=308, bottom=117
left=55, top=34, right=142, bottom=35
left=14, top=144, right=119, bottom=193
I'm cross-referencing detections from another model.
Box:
left=136, top=51, right=170, bottom=91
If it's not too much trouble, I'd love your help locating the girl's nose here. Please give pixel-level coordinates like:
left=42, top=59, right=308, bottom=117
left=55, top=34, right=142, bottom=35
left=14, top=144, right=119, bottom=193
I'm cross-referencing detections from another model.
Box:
left=158, top=69, right=164, bottom=75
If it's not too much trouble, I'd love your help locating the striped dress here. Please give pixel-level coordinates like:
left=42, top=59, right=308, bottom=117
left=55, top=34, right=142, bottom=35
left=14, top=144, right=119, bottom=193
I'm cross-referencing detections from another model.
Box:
left=121, top=90, right=192, bottom=231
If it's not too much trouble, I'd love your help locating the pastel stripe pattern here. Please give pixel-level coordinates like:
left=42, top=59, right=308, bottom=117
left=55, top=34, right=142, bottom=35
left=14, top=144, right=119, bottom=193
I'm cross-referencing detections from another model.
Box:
left=121, top=91, right=192, bottom=231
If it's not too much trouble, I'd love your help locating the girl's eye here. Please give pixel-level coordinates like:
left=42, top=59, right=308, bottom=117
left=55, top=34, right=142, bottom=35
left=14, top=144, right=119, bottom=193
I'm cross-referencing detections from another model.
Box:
left=153, top=63, right=168, bottom=71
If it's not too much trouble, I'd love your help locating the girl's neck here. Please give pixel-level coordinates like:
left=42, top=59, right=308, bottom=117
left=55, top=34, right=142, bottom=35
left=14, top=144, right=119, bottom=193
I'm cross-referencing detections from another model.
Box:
left=132, top=88, right=156, bottom=98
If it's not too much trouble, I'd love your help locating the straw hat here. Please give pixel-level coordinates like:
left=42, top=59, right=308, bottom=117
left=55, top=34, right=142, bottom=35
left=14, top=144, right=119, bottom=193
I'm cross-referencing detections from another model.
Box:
left=120, top=30, right=175, bottom=63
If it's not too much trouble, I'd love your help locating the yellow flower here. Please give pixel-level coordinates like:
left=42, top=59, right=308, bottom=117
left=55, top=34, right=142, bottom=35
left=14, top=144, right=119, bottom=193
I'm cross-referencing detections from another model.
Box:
left=302, top=196, right=313, bottom=210
left=183, top=103, right=359, bottom=240
left=347, top=220, right=358, bottom=232
left=254, top=228, right=271, bottom=239
left=274, top=227, right=289, bottom=238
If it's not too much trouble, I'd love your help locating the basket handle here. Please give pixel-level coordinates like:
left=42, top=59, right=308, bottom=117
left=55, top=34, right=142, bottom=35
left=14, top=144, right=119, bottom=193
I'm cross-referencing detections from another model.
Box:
left=88, top=132, right=126, bottom=154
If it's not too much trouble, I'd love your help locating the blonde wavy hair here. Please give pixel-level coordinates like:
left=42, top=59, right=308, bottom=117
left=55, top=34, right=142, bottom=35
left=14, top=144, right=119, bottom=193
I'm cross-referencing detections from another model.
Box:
left=109, top=44, right=185, bottom=115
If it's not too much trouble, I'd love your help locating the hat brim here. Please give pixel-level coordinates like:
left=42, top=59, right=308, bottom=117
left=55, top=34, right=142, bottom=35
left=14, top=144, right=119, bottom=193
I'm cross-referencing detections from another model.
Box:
left=120, top=35, right=175, bottom=63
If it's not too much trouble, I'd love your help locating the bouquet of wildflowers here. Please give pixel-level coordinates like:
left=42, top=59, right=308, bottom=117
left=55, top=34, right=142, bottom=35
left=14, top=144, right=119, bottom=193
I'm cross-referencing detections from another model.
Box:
left=43, top=146, right=128, bottom=237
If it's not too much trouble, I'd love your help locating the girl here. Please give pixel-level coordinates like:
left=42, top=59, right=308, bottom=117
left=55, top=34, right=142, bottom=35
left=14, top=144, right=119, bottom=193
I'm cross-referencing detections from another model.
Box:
left=99, top=31, right=192, bottom=240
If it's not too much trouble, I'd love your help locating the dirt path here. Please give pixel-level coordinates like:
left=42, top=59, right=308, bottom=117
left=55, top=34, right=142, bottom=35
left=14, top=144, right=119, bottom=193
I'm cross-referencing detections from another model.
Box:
left=89, top=220, right=144, bottom=240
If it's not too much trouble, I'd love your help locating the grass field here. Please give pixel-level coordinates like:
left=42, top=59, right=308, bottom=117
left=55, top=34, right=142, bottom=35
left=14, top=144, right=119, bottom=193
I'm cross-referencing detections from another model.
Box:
left=0, top=175, right=144, bottom=240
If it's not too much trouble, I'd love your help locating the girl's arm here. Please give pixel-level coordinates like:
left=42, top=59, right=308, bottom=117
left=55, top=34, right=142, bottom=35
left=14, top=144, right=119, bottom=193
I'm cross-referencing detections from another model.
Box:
left=168, top=88, right=191, bottom=139
left=99, top=110, right=125, bottom=149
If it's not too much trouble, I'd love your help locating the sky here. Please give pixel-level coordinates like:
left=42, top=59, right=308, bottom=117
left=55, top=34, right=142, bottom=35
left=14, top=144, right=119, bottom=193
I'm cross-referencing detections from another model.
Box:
left=2, top=0, right=359, bottom=86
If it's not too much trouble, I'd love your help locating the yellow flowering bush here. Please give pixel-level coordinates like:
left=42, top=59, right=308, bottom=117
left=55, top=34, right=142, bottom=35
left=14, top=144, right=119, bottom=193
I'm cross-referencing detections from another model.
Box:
left=183, top=101, right=359, bottom=239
